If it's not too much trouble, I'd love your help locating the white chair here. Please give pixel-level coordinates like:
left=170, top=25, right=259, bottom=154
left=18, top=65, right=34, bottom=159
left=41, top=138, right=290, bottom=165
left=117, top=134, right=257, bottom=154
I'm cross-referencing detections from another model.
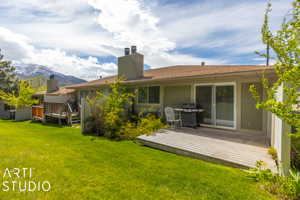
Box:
left=164, top=107, right=182, bottom=129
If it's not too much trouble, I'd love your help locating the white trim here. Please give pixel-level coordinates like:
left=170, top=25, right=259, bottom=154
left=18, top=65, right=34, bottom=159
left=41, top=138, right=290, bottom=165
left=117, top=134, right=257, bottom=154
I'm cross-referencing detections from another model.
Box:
left=193, top=82, right=237, bottom=130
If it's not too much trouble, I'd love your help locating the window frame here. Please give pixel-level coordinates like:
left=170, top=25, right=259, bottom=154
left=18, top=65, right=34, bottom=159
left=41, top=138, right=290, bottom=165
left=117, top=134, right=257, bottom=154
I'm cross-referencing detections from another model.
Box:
left=137, top=86, right=160, bottom=105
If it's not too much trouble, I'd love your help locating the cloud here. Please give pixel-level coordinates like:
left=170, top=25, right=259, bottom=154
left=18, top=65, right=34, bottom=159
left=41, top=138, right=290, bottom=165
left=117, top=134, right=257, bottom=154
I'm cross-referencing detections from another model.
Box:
left=88, top=0, right=224, bottom=67
left=155, top=0, right=293, bottom=57
left=88, top=0, right=175, bottom=53
left=0, top=27, right=33, bottom=61
left=0, top=0, right=294, bottom=80
left=0, top=26, right=117, bottom=81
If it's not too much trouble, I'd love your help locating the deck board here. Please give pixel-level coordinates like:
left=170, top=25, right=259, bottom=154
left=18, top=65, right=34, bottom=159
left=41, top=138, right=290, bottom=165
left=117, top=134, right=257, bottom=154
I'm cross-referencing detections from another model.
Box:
left=137, top=128, right=276, bottom=171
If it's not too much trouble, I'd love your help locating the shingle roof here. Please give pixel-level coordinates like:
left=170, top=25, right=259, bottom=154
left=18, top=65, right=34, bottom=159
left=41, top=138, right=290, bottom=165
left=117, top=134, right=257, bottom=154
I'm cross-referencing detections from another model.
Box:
left=67, top=65, right=274, bottom=89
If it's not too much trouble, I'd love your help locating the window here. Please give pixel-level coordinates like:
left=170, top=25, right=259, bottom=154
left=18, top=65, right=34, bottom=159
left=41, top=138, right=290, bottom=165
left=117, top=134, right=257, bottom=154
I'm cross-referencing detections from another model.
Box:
left=138, top=86, right=160, bottom=104
left=138, top=87, right=148, bottom=103
left=149, top=86, right=160, bottom=104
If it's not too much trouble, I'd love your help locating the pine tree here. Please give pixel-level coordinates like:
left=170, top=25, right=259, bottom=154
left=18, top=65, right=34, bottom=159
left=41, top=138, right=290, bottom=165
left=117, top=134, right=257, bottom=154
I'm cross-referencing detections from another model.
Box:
left=0, top=49, right=19, bottom=93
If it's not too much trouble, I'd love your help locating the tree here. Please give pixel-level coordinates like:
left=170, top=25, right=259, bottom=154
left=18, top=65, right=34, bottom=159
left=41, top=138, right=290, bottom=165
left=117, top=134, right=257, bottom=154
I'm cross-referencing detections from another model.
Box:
left=87, top=77, right=135, bottom=138
left=0, top=81, right=38, bottom=109
left=250, top=0, right=300, bottom=136
left=0, top=49, right=19, bottom=93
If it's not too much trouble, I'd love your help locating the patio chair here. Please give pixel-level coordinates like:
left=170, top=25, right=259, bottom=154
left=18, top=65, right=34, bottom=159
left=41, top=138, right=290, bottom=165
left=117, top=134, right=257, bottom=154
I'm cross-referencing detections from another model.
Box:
left=164, top=107, right=182, bottom=129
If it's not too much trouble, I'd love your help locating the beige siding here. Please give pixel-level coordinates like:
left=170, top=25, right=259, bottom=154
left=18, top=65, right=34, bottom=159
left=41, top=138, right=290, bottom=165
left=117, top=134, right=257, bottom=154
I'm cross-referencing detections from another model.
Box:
left=241, top=82, right=263, bottom=131
left=164, top=85, right=191, bottom=107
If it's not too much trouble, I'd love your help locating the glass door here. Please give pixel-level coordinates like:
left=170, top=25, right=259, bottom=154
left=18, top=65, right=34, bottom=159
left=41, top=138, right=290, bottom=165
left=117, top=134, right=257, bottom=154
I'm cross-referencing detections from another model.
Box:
left=196, top=84, right=235, bottom=129
left=215, top=85, right=234, bottom=128
left=196, top=85, right=213, bottom=125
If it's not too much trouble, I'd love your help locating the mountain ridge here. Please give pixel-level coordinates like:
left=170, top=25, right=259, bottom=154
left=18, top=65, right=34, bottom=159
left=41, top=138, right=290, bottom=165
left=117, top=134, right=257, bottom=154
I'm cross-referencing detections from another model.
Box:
left=15, top=64, right=87, bottom=87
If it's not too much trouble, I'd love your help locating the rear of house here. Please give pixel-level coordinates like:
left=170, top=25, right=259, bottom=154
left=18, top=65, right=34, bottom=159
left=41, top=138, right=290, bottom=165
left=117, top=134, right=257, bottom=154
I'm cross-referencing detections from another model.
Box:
left=69, top=47, right=276, bottom=146
left=67, top=46, right=290, bottom=174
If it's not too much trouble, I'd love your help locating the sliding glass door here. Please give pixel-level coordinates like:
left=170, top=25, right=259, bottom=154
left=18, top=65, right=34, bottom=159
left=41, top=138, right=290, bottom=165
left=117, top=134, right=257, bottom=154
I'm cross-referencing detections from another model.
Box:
left=196, top=84, right=235, bottom=129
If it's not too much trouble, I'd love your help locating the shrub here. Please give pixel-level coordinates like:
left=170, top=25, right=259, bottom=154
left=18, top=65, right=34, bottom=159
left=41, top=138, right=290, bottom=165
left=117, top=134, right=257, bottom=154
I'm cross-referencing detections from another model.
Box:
left=268, top=147, right=279, bottom=170
left=119, top=114, right=167, bottom=140
left=137, top=114, right=167, bottom=135
left=87, top=78, right=166, bottom=140
left=248, top=161, right=300, bottom=200
left=292, top=138, right=300, bottom=170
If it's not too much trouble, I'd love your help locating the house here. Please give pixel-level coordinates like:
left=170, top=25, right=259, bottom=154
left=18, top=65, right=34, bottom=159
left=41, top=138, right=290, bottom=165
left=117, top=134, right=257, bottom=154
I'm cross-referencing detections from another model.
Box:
left=32, top=75, right=80, bottom=125
left=67, top=46, right=291, bottom=174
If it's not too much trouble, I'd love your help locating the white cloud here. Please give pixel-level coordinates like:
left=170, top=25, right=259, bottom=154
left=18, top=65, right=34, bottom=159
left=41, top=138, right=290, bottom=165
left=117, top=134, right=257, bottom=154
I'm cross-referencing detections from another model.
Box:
left=0, top=26, right=117, bottom=81
left=0, top=0, right=294, bottom=80
left=88, top=0, right=175, bottom=53
left=155, top=0, right=293, bottom=56
left=88, top=0, right=224, bottom=67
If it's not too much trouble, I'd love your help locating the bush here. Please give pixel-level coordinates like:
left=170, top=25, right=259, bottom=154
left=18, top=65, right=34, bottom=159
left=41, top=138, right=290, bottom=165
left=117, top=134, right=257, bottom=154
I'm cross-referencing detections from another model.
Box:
left=119, top=114, right=167, bottom=140
left=248, top=161, right=300, bottom=200
left=268, top=147, right=279, bottom=171
left=87, top=78, right=166, bottom=140
left=292, top=138, right=300, bottom=170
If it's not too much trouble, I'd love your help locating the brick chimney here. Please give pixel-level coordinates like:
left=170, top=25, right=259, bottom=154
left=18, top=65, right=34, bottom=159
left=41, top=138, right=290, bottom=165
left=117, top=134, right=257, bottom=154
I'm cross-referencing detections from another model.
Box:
left=117, top=46, right=144, bottom=80
left=47, top=74, right=59, bottom=93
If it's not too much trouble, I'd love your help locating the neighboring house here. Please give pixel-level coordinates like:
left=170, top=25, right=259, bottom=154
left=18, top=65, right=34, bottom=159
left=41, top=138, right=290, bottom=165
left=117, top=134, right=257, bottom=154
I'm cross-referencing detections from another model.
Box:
left=32, top=75, right=80, bottom=125
left=67, top=46, right=290, bottom=174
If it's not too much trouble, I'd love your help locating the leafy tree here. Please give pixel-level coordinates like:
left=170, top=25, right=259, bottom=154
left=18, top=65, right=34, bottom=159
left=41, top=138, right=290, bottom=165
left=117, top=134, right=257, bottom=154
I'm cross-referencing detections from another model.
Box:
left=0, top=49, right=18, bottom=93
left=87, top=77, right=166, bottom=140
left=0, top=81, right=38, bottom=109
left=87, top=77, right=135, bottom=138
left=250, top=0, right=300, bottom=136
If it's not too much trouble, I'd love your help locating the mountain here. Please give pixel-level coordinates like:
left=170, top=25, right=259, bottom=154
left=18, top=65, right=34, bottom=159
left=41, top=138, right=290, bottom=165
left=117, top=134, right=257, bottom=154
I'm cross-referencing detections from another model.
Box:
left=15, top=64, right=87, bottom=87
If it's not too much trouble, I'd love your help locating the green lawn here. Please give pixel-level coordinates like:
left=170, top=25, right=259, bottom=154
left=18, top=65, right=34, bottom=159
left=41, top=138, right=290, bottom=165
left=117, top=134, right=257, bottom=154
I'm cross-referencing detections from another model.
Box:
left=0, top=120, right=274, bottom=200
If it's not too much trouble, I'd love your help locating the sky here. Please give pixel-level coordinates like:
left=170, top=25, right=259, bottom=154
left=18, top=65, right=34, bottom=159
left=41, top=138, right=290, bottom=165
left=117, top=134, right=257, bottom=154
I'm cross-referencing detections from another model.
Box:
left=0, top=0, right=294, bottom=80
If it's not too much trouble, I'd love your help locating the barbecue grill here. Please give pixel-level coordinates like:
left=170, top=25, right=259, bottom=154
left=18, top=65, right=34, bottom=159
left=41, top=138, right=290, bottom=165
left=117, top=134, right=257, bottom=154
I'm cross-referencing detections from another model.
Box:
left=174, top=103, right=203, bottom=128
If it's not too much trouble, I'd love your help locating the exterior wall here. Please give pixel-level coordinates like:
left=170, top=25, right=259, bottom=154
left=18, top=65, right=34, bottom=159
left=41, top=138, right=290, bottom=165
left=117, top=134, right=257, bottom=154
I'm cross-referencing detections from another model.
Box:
left=78, top=72, right=276, bottom=146
left=118, top=53, right=144, bottom=80
left=15, top=108, right=32, bottom=121
left=241, top=82, right=263, bottom=131
left=44, top=95, right=69, bottom=104
left=271, top=84, right=291, bottom=175
left=164, top=85, right=192, bottom=107
left=132, top=74, right=274, bottom=143
left=0, top=102, right=10, bottom=119
left=81, top=98, right=92, bottom=133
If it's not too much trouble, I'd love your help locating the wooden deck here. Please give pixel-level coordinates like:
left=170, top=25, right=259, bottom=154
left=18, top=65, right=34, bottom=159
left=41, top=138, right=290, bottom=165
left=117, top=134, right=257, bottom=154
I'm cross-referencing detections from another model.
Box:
left=137, top=127, right=276, bottom=171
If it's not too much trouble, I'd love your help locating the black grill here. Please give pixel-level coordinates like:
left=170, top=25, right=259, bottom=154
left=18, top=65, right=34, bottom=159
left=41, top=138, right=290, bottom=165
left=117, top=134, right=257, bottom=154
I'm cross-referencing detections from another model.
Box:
left=181, top=104, right=198, bottom=128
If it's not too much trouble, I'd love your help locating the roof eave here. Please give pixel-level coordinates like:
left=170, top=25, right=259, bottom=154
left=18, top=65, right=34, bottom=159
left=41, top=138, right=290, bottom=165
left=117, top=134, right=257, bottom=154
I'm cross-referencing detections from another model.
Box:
left=67, top=68, right=275, bottom=89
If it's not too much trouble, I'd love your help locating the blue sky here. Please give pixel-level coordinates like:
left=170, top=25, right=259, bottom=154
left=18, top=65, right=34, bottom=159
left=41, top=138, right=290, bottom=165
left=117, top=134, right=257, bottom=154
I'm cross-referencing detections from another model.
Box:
left=0, top=0, right=294, bottom=80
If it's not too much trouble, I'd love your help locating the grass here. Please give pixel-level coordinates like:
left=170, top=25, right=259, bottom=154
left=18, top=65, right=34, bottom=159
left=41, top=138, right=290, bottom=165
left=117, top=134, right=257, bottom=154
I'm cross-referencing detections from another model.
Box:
left=0, top=120, right=275, bottom=200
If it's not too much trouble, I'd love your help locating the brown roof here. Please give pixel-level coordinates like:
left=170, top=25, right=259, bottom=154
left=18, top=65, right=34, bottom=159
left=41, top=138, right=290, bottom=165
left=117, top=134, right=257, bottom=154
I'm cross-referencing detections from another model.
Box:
left=34, top=87, right=75, bottom=96
left=33, top=90, right=47, bottom=96
left=67, top=65, right=274, bottom=89
left=47, top=87, right=75, bottom=95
